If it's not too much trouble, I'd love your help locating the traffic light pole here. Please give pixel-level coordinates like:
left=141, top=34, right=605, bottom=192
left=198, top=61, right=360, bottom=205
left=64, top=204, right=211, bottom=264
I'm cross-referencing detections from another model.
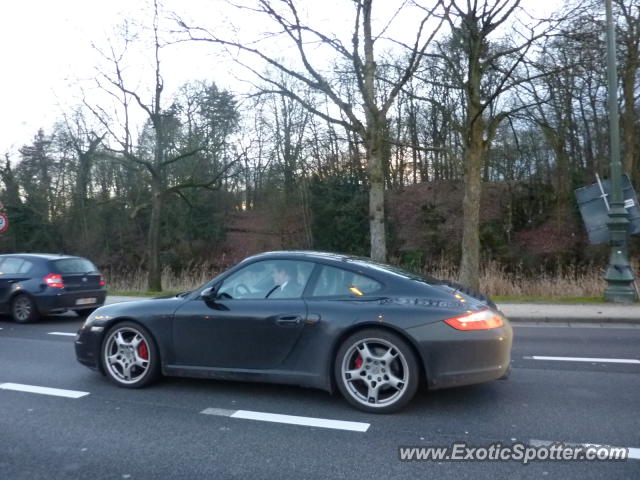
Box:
left=603, top=0, right=637, bottom=303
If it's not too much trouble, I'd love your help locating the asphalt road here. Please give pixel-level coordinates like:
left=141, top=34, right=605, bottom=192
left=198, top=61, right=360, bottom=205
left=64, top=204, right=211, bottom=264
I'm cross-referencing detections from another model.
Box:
left=0, top=313, right=638, bottom=480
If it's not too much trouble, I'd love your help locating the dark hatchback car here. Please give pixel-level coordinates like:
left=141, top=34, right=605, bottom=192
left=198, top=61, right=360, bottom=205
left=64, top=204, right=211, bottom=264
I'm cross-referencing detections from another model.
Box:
left=0, top=254, right=106, bottom=323
left=76, top=251, right=511, bottom=413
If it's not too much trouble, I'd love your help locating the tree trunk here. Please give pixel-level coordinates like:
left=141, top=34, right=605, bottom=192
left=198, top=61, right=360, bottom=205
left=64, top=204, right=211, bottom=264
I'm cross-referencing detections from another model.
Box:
left=459, top=50, right=484, bottom=291
left=459, top=136, right=483, bottom=291
left=147, top=178, right=163, bottom=291
left=368, top=125, right=386, bottom=262
left=621, top=62, right=637, bottom=180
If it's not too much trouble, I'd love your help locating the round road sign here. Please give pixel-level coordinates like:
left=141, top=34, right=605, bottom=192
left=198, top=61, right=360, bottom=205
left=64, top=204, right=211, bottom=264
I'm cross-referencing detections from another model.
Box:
left=0, top=213, right=8, bottom=233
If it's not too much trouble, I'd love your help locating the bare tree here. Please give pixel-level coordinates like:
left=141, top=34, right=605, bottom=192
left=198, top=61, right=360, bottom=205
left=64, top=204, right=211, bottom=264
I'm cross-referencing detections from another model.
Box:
left=614, top=0, right=640, bottom=180
left=434, top=0, right=548, bottom=289
left=179, top=0, right=446, bottom=261
left=88, top=1, right=238, bottom=290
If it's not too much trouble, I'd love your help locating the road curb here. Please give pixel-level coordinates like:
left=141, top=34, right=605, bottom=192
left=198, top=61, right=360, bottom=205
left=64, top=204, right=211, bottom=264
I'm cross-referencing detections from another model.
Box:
left=507, top=316, right=640, bottom=326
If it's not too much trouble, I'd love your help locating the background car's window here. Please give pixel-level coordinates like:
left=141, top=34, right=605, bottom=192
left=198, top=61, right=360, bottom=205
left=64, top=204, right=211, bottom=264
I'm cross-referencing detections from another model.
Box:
left=54, top=258, right=97, bottom=273
left=217, top=260, right=314, bottom=300
left=310, top=265, right=382, bottom=297
left=0, top=257, right=25, bottom=274
left=17, top=260, right=33, bottom=274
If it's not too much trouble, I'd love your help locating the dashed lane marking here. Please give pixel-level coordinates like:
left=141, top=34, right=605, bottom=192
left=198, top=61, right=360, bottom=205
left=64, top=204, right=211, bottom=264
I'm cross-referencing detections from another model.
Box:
left=201, top=407, right=370, bottom=432
left=526, top=356, right=640, bottom=364
left=531, top=439, right=640, bottom=460
left=0, top=383, right=89, bottom=398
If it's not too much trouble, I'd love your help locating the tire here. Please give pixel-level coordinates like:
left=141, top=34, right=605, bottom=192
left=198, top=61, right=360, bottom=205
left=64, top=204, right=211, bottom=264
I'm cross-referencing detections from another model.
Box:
left=11, top=294, right=40, bottom=324
left=334, top=329, right=420, bottom=413
left=76, top=307, right=98, bottom=317
left=101, top=321, right=160, bottom=388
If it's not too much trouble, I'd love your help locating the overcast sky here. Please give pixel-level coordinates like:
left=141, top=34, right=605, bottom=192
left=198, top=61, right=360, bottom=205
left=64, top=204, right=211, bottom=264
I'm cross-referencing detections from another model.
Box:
left=1, top=0, right=560, bottom=156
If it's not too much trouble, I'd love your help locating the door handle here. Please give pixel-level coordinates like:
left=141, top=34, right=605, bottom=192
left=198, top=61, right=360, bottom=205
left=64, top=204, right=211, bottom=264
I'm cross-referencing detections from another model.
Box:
left=276, top=315, right=302, bottom=326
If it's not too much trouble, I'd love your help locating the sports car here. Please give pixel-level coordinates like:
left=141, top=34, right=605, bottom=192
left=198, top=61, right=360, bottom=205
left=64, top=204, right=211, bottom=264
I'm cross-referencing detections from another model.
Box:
left=75, top=251, right=512, bottom=413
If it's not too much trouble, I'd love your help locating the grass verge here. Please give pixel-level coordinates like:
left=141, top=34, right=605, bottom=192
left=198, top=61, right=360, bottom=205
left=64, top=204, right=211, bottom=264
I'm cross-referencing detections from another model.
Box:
left=492, top=296, right=605, bottom=304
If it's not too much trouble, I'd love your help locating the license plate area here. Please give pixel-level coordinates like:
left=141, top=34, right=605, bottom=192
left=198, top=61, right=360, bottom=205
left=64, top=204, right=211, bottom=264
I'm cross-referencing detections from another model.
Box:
left=76, top=298, right=97, bottom=306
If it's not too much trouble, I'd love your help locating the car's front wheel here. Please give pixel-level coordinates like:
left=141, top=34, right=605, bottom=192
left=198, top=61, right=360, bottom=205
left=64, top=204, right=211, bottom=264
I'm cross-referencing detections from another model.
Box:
left=11, top=294, right=40, bottom=323
left=335, top=329, right=420, bottom=413
left=101, top=322, right=160, bottom=388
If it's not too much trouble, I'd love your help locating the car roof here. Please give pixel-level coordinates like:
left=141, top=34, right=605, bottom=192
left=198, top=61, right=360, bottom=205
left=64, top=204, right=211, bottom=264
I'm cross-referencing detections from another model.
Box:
left=244, top=250, right=358, bottom=263
left=0, top=253, right=84, bottom=261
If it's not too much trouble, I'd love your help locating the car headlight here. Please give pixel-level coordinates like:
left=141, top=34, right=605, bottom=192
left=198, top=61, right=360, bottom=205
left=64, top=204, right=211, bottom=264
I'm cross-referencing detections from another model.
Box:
left=80, top=310, right=112, bottom=332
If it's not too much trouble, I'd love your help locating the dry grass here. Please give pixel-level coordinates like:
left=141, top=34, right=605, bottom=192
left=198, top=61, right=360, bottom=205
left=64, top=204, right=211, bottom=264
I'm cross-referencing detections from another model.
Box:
left=427, top=259, right=640, bottom=298
left=103, top=264, right=222, bottom=293
left=103, top=258, right=638, bottom=299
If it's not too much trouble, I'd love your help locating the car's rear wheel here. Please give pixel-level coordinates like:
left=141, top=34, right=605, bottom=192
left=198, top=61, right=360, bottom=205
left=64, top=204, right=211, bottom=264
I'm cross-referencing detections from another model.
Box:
left=11, top=294, right=40, bottom=323
left=335, top=329, right=420, bottom=413
left=102, top=322, right=160, bottom=388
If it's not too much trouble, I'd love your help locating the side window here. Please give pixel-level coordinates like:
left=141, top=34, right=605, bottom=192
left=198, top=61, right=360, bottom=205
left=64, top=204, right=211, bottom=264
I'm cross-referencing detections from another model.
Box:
left=217, top=260, right=314, bottom=300
left=17, top=260, right=33, bottom=274
left=0, top=257, right=25, bottom=274
left=310, top=265, right=382, bottom=297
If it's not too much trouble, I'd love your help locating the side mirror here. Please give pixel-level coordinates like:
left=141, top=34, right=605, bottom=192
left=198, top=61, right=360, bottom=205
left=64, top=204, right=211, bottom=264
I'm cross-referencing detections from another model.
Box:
left=200, top=286, right=218, bottom=300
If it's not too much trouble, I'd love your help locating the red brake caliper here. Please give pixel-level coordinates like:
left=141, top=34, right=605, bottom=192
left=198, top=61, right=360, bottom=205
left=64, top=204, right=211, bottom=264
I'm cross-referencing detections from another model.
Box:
left=354, top=352, right=363, bottom=369
left=138, top=341, right=149, bottom=360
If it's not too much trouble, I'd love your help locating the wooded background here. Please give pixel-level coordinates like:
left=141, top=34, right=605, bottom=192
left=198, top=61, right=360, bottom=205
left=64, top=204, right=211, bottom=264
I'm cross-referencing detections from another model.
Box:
left=2, top=0, right=639, bottom=292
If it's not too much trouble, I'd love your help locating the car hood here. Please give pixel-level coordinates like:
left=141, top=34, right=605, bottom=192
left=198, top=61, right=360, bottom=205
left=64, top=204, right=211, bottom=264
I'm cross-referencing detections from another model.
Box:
left=92, top=296, right=186, bottom=318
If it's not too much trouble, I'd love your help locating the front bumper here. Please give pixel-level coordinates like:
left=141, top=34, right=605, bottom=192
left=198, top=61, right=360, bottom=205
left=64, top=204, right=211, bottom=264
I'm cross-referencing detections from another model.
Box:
left=35, top=289, right=107, bottom=314
left=74, top=326, right=105, bottom=371
left=408, top=319, right=513, bottom=390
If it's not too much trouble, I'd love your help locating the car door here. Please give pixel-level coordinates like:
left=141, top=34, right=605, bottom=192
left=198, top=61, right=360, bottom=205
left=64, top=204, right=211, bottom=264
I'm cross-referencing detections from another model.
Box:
left=171, top=259, right=315, bottom=370
left=0, top=257, right=31, bottom=307
left=0, top=257, right=12, bottom=307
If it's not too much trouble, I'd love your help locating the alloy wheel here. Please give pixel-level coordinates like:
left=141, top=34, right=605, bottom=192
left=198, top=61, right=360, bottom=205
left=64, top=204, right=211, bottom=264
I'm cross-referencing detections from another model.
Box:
left=103, top=326, right=152, bottom=385
left=340, top=337, right=410, bottom=409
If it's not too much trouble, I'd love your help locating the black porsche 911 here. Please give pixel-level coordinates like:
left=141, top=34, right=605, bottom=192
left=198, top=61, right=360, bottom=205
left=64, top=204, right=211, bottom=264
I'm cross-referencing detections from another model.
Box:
left=75, top=251, right=512, bottom=413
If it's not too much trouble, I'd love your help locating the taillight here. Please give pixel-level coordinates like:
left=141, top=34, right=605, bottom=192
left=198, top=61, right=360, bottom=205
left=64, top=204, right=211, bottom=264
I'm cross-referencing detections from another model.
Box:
left=44, top=273, right=64, bottom=289
left=444, top=309, right=504, bottom=330
left=99, top=274, right=105, bottom=287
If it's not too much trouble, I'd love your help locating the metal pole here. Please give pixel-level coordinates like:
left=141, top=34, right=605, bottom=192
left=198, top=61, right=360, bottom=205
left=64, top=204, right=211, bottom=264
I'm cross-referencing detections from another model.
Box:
left=603, top=0, right=637, bottom=303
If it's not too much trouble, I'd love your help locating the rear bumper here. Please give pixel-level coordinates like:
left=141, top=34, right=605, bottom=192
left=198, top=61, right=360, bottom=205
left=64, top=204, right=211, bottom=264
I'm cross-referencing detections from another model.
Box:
left=34, top=289, right=106, bottom=314
left=408, top=318, right=513, bottom=390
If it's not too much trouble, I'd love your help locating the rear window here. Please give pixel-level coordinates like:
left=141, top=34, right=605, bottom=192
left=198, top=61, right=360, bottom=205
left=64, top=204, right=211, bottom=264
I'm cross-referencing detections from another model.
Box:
left=54, top=258, right=98, bottom=274
left=311, top=265, right=382, bottom=297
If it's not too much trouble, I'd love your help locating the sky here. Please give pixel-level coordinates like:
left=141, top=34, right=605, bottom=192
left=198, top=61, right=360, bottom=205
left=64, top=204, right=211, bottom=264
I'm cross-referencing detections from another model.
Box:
left=0, top=0, right=560, bottom=157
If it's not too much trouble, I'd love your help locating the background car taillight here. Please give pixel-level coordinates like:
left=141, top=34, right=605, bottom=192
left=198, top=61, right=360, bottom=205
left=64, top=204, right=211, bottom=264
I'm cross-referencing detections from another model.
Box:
left=100, top=274, right=105, bottom=287
left=444, top=309, right=504, bottom=330
left=44, top=273, right=64, bottom=288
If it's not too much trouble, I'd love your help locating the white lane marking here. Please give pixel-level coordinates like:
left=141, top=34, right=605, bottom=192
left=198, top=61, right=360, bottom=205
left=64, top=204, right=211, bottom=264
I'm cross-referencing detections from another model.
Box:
left=531, top=440, right=640, bottom=460
left=527, top=356, right=640, bottom=364
left=48, top=332, right=76, bottom=337
left=0, top=383, right=89, bottom=398
left=201, top=408, right=370, bottom=432
left=201, top=408, right=235, bottom=417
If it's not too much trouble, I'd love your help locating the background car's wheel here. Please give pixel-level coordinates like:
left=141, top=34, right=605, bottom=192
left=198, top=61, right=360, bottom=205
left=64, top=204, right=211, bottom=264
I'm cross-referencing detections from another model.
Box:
left=76, top=307, right=98, bottom=317
left=11, top=294, right=40, bottom=323
left=101, top=322, right=160, bottom=388
left=334, top=329, right=420, bottom=413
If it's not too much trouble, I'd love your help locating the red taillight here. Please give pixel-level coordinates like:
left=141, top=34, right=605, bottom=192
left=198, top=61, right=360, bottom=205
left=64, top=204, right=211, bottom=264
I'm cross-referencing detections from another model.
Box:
left=444, top=309, right=504, bottom=330
left=99, top=274, right=105, bottom=287
left=44, top=273, right=64, bottom=289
